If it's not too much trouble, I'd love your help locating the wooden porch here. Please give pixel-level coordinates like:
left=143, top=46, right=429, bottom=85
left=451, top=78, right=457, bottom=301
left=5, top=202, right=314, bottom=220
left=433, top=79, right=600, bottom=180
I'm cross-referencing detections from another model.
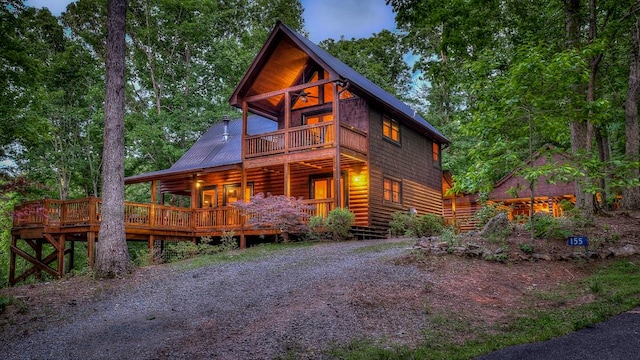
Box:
left=9, top=196, right=334, bottom=286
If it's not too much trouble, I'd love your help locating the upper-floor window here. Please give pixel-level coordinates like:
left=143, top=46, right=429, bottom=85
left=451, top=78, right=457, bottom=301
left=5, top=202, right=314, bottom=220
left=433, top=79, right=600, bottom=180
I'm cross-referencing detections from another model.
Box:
left=383, top=115, right=400, bottom=143
left=432, top=142, right=440, bottom=166
left=383, top=177, right=401, bottom=204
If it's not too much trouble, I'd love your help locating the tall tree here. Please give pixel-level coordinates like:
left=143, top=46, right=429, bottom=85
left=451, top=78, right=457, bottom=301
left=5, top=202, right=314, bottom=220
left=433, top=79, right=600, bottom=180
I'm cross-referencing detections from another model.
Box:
left=95, top=0, right=130, bottom=278
left=622, top=10, right=640, bottom=210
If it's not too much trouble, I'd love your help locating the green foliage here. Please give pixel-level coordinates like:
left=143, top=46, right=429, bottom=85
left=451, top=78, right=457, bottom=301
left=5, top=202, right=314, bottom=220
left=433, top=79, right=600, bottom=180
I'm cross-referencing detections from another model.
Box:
left=306, top=215, right=328, bottom=241
left=0, top=295, right=10, bottom=314
left=472, top=202, right=506, bottom=229
left=525, top=213, right=571, bottom=240
left=519, top=243, right=534, bottom=254
left=325, top=208, right=355, bottom=241
left=389, top=211, right=444, bottom=238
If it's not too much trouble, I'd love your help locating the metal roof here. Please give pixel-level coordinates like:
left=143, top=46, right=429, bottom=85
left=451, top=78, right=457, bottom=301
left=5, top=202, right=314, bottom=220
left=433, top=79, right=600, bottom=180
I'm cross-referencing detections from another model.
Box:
left=125, top=115, right=276, bottom=183
left=283, top=24, right=449, bottom=144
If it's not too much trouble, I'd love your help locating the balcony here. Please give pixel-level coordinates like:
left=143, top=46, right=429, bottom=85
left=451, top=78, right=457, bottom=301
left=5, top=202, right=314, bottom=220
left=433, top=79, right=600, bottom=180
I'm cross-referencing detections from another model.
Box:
left=245, top=123, right=367, bottom=158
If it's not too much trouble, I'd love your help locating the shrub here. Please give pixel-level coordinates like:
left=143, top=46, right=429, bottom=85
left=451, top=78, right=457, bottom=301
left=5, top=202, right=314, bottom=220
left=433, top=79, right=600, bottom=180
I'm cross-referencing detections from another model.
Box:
left=306, top=215, right=328, bottom=241
left=390, top=211, right=413, bottom=236
left=389, top=211, right=444, bottom=238
left=472, top=202, right=507, bottom=229
left=233, top=193, right=314, bottom=242
left=414, top=214, right=445, bottom=237
left=325, top=208, right=355, bottom=241
left=526, top=213, right=571, bottom=240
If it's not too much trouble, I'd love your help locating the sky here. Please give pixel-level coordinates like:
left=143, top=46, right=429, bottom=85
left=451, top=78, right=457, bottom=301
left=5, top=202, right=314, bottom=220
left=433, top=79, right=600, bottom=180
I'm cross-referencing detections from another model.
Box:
left=24, top=0, right=397, bottom=44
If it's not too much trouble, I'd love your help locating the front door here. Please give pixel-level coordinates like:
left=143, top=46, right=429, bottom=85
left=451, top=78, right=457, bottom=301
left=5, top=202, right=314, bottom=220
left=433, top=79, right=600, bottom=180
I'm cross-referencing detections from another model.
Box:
left=311, top=174, right=347, bottom=210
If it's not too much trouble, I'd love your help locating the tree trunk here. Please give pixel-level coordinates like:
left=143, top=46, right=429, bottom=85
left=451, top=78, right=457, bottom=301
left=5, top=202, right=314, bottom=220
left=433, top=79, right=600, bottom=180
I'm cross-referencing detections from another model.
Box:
left=95, top=0, right=130, bottom=278
left=565, top=0, right=596, bottom=215
left=622, top=14, right=640, bottom=210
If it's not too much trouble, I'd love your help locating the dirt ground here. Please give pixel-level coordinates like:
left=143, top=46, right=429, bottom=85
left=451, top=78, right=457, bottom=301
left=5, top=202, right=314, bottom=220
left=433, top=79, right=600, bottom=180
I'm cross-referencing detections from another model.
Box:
left=1, top=211, right=639, bottom=355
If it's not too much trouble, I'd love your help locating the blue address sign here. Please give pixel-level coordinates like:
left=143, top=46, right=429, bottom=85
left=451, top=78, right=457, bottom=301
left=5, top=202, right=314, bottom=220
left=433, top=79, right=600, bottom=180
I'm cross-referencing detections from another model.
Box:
left=567, top=236, right=588, bottom=246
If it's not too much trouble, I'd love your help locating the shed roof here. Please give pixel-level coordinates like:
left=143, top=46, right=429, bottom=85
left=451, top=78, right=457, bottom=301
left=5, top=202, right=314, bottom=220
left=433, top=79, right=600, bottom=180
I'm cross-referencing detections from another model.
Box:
left=125, top=115, right=276, bottom=184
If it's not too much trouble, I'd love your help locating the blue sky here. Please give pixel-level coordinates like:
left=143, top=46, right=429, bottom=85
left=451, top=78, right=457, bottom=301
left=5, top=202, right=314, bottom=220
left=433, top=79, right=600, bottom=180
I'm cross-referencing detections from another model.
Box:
left=25, top=0, right=397, bottom=43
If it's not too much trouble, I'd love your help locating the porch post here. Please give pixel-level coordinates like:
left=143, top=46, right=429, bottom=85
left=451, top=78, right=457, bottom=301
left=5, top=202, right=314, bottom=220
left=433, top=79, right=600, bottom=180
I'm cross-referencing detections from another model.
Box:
left=284, top=163, right=290, bottom=197
left=57, top=234, right=65, bottom=277
left=87, top=231, right=95, bottom=267
left=240, top=102, right=248, bottom=250
left=150, top=180, right=157, bottom=204
left=333, top=81, right=342, bottom=209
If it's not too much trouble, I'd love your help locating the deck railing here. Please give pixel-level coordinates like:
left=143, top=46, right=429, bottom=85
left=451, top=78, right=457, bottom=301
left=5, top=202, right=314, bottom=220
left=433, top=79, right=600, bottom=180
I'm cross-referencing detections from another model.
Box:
left=13, top=197, right=336, bottom=232
left=245, top=123, right=367, bottom=158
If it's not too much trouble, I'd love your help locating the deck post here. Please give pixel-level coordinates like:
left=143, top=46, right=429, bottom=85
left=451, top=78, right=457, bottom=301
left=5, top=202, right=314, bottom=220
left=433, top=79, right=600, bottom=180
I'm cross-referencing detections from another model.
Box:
left=239, top=233, right=246, bottom=249
left=68, top=240, right=75, bottom=272
left=151, top=180, right=157, bottom=204
left=9, top=235, right=17, bottom=285
left=333, top=80, right=342, bottom=208
left=57, top=234, right=65, bottom=276
left=148, top=235, right=155, bottom=251
left=35, top=240, right=43, bottom=280
left=284, top=163, right=290, bottom=197
left=87, top=231, right=96, bottom=267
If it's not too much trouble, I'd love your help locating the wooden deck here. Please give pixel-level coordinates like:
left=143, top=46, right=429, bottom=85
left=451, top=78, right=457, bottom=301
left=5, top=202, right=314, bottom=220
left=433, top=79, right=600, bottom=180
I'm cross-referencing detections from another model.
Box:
left=10, top=197, right=333, bottom=285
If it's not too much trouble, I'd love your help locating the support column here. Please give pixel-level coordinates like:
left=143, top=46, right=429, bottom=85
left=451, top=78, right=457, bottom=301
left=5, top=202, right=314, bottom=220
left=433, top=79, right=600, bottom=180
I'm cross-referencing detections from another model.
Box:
left=68, top=240, right=75, bottom=272
left=87, top=231, right=96, bottom=268
left=57, top=234, right=65, bottom=276
left=9, top=235, right=17, bottom=285
left=239, top=234, right=246, bottom=249
left=333, top=81, right=342, bottom=209
left=284, top=163, right=290, bottom=197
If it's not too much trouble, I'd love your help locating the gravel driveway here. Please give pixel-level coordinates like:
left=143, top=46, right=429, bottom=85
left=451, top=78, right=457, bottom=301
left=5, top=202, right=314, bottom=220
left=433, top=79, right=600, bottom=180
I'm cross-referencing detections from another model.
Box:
left=2, top=239, right=429, bottom=359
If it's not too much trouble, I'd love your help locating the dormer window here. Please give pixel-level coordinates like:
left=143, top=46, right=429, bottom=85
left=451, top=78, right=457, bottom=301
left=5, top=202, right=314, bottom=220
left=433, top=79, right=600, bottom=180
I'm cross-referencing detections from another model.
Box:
left=383, top=115, right=400, bottom=143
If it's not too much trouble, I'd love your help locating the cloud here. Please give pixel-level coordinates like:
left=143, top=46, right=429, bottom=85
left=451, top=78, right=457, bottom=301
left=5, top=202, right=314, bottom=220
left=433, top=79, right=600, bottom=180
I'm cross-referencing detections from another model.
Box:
left=301, top=0, right=396, bottom=43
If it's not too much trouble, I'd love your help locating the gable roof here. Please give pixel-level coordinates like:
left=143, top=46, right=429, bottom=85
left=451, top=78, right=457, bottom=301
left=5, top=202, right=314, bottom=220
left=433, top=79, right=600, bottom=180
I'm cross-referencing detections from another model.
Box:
left=230, top=21, right=449, bottom=145
left=125, top=115, right=276, bottom=184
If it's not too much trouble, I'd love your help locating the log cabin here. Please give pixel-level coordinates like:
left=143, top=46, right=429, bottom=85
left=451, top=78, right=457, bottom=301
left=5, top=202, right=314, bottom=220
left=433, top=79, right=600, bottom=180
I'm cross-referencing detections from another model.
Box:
left=9, top=21, right=449, bottom=285
left=442, top=146, right=576, bottom=230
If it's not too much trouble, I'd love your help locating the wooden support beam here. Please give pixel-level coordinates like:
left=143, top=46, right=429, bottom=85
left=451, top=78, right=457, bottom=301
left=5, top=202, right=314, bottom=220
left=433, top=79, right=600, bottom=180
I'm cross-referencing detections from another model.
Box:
left=333, top=80, right=342, bottom=209
left=87, top=231, right=96, bottom=267
left=239, top=233, right=246, bottom=249
left=9, top=235, right=17, bottom=286
left=57, top=234, right=65, bottom=276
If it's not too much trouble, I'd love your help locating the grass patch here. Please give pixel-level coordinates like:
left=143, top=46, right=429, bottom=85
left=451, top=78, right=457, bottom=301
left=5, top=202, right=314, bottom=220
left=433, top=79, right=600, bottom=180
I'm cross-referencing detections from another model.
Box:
left=170, top=242, right=314, bottom=270
left=329, top=258, right=640, bottom=360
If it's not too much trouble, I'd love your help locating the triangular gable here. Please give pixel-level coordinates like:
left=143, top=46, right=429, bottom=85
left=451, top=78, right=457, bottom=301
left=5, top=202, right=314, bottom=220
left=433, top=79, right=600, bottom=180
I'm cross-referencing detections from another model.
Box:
left=229, top=21, right=450, bottom=145
left=490, top=145, right=575, bottom=200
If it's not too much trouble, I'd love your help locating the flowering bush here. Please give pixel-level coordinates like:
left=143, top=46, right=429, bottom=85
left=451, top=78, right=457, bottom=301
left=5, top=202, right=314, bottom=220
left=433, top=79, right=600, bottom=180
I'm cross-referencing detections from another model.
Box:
left=233, top=193, right=314, bottom=242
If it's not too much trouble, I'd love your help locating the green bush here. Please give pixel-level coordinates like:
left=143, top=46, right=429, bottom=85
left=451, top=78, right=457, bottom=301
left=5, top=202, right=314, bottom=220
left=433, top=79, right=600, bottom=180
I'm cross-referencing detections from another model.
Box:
left=390, top=211, right=413, bottom=236
left=325, top=208, right=355, bottom=241
left=306, top=215, right=328, bottom=241
left=472, top=202, right=507, bottom=229
left=526, top=213, right=571, bottom=240
left=389, top=211, right=444, bottom=238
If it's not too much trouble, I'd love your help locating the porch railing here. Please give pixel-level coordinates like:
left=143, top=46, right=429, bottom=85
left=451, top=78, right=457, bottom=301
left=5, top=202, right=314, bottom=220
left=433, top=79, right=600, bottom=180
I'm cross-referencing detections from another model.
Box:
left=13, top=197, right=336, bottom=232
left=245, top=123, right=367, bottom=158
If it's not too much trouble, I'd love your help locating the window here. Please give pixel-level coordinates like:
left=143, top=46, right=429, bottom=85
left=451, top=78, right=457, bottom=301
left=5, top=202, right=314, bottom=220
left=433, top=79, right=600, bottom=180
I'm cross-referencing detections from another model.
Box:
left=383, top=177, right=401, bottom=204
left=383, top=116, right=400, bottom=142
left=200, top=186, right=218, bottom=208
left=303, top=111, right=333, bottom=125
left=223, top=183, right=254, bottom=206
left=432, top=142, right=440, bottom=164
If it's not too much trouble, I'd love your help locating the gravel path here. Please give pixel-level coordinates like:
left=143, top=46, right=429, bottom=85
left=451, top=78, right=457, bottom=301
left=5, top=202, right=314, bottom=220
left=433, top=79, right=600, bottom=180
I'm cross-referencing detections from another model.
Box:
left=2, top=239, right=430, bottom=359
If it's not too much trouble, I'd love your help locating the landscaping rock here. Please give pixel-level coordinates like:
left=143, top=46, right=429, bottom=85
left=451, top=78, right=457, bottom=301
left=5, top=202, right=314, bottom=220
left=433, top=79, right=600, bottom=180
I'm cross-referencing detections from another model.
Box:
left=610, top=244, right=638, bottom=257
left=532, top=253, right=552, bottom=261
left=479, top=213, right=510, bottom=236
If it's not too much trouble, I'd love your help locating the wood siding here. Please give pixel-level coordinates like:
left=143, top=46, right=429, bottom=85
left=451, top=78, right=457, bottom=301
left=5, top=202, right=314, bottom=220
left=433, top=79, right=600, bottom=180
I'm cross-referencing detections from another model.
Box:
left=367, top=107, right=443, bottom=229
